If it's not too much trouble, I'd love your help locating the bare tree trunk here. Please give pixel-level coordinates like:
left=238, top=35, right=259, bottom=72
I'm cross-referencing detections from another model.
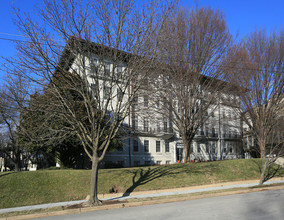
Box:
left=14, top=163, right=19, bottom=172
left=259, top=142, right=266, bottom=159
left=14, top=159, right=21, bottom=172
left=258, top=159, right=268, bottom=185
left=89, top=155, right=101, bottom=206
left=182, top=136, right=191, bottom=163
left=15, top=149, right=21, bottom=172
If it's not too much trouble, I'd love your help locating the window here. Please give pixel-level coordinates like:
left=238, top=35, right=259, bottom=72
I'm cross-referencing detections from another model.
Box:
left=104, top=86, right=110, bottom=100
left=234, top=131, right=238, bottom=138
left=165, top=141, right=170, bottom=152
left=156, top=160, right=161, bottom=165
left=228, top=110, right=231, bottom=120
left=163, top=121, right=168, bottom=132
left=166, top=160, right=171, bottom=165
left=169, top=121, right=173, bottom=133
left=144, top=118, right=149, bottom=132
left=249, top=136, right=252, bottom=146
left=117, top=88, right=123, bottom=101
left=91, top=57, right=99, bottom=72
left=93, top=57, right=99, bottom=64
left=212, top=127, right=215, bottom=137
left=212, top=143, right=216, bottom=154
left=90, top=83, right=97, bottom=97
left=134, top=161, right=140, bottom=167
left=133, top=139, right=138, bottom=152
left=117, top=161, right=124, bottom=167
left=116, top=65, right=123, bottom=77
left=200, top=124, right=204, bottom=135
left=132, top=114, right=138, bottom=130
left=142, top=78, right=149, bottom=87
left=105, top=61, right=111, bottom=75
left=229, top=147, right=233, bottom=153
left=216, top=131, right=219, bottom=138
left=144, top=161, right=151, bottom=166
left=144, top=140, right=149, bottom=152
left=206, top=143, right=209, bottom=152
left=197, top=144, right=201, bottom=153
left=157, top=122, right=160, bottom=132
left=144, top=95, right=148, bottom=107
left=156, top=141, right=161, bottom=152
left=211, top=111, right=215, bottom=117
left=132, top=95, right=138, bottom=106
left=223, top=126, right=227, bottom=137
left=205, top=127, right=209, bottom=137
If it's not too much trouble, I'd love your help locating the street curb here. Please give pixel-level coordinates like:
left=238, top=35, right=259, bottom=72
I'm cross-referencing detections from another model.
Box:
left=1, top=183, right=284, bottom=220
left=87, top=177, right=284, bottom=200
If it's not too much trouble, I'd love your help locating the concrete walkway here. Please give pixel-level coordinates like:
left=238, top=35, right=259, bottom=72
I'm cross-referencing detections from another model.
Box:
left=1, top=178, right=284, bottom=214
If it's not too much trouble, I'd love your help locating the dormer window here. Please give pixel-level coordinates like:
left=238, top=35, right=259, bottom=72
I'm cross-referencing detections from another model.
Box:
left=144, top=94, right=148, bottom=107
left=91, top=57, right=99, bottom=73
left=116, top=65, right=123, bottom=73
left=93, top=57, right=99, bottom=64
left=116, top=64, right=125, bottom=79
left=104, top=86, right=110, bottom=99
left=105, top=61, right=111, bottom=75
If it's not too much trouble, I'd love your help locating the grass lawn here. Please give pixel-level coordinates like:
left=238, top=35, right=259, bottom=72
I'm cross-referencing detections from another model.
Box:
left=0, top=159, right=283, bottom=209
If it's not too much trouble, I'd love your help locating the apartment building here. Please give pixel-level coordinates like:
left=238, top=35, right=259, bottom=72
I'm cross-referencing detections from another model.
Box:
left=104, top=109, right=242, bottom=167
left=65, top=39, right=243, bottom=168
left=102, top=78, right=243, bottom=167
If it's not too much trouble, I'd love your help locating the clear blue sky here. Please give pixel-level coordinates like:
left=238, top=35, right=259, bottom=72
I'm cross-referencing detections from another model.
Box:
left=0, top=0, right=283, bottom=79
left=181, top=0, right=284, bottom=40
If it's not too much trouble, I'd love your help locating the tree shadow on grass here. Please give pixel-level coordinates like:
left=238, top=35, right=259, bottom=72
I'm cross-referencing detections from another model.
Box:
left=122, top=164, right=206, bottom=197
left=106, top=162, right=228, bottom=200
left=0, top=172, right=14, bottom=178
left=251, top=159, right=282, bottom=183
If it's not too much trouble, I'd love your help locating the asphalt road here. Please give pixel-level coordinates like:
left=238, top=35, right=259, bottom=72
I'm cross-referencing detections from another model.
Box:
left=37, top=189, right=284, bottom=220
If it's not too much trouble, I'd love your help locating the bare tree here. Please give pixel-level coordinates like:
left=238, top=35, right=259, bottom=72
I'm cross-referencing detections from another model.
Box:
left=228, top=29, right=284, bottom=185
left=0, top=75, right=30, bottom=172
left=152, top=7, right=232, bottom=163
left=6, top=0, right=175, bottom=205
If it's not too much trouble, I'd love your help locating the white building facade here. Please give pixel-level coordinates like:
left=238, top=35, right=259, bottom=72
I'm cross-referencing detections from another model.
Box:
left=102, top=81, right=243, bottom=167
left=68, top=41, right=243, bottom=168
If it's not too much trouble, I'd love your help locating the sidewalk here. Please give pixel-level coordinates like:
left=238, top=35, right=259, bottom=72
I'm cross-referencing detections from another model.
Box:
left=1, top=178, right=284, bottom=214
